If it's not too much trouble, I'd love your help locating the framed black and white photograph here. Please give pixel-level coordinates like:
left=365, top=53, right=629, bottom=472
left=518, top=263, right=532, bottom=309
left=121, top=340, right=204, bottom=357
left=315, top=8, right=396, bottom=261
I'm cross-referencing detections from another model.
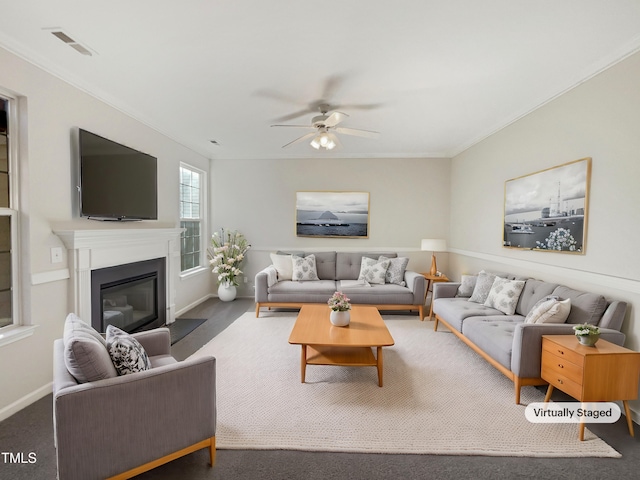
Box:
left=503, top=157, right=591, bottom=253
left=296, top=191, right=370, bottom=238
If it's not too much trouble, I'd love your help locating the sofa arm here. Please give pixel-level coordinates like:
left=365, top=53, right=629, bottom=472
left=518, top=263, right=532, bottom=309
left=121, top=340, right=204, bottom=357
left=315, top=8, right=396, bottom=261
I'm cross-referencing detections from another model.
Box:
left=132, top=327, right=171, bottom=357
left=54, top=356, right=216, bottom=480
left=511, top=323, right=626, bottom=378
left=404, top=271, right=426, bottom=304
left=255, top=265, right=278, bottom=302
left=433, top=282, right=461, bottom=300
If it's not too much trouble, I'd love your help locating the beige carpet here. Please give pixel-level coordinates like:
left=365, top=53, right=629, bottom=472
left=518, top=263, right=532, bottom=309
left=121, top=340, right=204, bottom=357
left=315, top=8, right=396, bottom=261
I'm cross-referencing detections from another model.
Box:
left=190, top=311, right=620, bottom=458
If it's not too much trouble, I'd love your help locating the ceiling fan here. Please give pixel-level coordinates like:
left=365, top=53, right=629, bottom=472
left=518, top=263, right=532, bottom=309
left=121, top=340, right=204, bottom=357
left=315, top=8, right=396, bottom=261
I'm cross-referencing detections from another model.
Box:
left=271, top=104, right=379, bottom=150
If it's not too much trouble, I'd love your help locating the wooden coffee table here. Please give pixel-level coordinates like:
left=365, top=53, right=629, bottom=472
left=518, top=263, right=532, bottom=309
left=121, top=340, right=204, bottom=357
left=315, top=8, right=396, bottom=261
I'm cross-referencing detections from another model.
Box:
left=288, top=305, right=395, bottom=387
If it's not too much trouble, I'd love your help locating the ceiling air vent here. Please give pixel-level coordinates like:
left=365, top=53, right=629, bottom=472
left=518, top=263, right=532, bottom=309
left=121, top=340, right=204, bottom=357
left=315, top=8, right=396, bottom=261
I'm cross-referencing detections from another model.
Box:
left=48, top=29, right=94, bottom=56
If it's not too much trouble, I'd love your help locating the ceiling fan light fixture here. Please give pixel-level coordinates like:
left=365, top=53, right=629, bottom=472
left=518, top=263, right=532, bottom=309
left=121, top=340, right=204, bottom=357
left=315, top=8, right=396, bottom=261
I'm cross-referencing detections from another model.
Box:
left=310, top=137, right=321, bottom=149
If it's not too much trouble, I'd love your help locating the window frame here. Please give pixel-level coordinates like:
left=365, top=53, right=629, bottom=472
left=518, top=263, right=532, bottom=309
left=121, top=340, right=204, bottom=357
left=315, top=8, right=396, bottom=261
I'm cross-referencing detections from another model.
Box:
left=179, top=162, right=207, bottom=276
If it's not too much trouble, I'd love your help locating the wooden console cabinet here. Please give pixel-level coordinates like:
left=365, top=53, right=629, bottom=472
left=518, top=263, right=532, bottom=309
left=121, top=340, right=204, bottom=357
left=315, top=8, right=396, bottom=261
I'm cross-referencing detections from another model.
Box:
left=541, top=335, right=640, bottom=440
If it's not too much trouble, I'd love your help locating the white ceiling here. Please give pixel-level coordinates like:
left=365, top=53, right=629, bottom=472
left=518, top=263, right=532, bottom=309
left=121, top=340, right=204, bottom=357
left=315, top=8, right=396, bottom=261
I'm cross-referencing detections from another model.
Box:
left=2, top=1, right=640, bottom=160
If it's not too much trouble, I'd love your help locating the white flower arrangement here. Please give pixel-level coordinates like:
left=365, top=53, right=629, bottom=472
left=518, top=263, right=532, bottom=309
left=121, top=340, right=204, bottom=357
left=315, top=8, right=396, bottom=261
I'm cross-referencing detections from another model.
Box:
left=207, top=228, right=250, bottom=287
left=536, top=228, right=578, bottom=251
left=572, top=323, right=600, bottom=337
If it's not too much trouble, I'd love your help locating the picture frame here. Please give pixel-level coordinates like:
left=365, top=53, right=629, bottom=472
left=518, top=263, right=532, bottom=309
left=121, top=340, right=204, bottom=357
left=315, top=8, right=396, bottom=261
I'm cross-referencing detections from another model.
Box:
left=503, top=157, right=591, bottom=253
left=295, top=191, right=370, bottom=238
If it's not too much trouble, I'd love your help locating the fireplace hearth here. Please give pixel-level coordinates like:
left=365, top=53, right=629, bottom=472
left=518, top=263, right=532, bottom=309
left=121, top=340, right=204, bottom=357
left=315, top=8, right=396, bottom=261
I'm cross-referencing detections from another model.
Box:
left=91, top=258, right=166, bottom=333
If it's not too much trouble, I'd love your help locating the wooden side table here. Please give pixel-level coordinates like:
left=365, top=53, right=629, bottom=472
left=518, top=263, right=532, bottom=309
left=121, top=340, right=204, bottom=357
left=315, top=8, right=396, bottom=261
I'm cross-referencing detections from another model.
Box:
left=419, top=273, right=449, bottom=321
left=541, top=335, right=640, bottom=440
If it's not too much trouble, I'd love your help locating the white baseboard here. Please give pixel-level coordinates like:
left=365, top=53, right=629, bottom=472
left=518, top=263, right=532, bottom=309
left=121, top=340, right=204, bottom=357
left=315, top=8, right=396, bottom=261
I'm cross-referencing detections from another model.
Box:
left=0, top=382, right=52, bottom=422
left=174, top=294, right=215, bottom=318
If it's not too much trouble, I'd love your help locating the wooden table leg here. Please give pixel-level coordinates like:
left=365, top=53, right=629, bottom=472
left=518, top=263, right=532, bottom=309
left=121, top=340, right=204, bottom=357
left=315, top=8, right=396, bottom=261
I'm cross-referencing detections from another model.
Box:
left=579, top=421, right=585, bottom=441
left=544, top=384, right=554, bottom=403
left=300, top=345, right=307, bottom=383
left=623, top=400, right=635, bottom=437
left=377, top=346, right=383, bottom=387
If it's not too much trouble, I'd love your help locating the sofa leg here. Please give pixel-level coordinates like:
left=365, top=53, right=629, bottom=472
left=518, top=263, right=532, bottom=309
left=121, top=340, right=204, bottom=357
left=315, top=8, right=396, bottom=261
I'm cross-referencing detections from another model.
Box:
left=255, top=304, right=261, bottom=317
left=433, top=316, right=439, bottom=331
left=514, top=379, right=521, bottom=404
left=209, top=436, right=216, bottom=466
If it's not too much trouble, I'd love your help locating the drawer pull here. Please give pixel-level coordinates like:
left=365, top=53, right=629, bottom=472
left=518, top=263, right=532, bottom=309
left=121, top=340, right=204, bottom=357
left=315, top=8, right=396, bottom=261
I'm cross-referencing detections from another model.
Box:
left=557, top=379, right=564, bottom=384
left=557, top=349, right=564, bottom=355
left=558, top=363, right=564, bottom=368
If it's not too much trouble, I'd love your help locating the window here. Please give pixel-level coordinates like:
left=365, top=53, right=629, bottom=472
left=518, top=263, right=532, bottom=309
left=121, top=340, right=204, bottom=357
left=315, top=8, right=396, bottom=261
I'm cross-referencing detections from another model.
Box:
left=179, top=164, right=205, bottom=273
left=0, top=94, right=18, bottom=331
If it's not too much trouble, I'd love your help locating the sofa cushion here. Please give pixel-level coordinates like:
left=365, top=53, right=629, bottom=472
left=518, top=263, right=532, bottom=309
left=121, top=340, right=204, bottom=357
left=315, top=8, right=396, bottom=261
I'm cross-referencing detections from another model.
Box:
left=106, top=325, right=152, bottom=375
left=468, top=271, right=499, bottom=304
left=463, top=318, right=523, bottom=370
left=457, top=274, right=477, bottom=297
left=380, top=256, right=409, bottom=286
left=340, top=282, right=415, bottom=305
left=515, top=279, right=559, bottom=316
left=336, top=252, right=397, bottom=280
left=292, top=254, right=320, bottom=281
left=483, top=278, right=525, bottom=315
left=63, top=313, right=118, bottom=384
left=270, top=253, right=293, bottom=280
left=433, top=298, right=503, bottom=332
left=525, top=297, right=571, bottom=324
left=358, top=257, right=390, bottom=284
left=551, top=286, right=607, bottom=325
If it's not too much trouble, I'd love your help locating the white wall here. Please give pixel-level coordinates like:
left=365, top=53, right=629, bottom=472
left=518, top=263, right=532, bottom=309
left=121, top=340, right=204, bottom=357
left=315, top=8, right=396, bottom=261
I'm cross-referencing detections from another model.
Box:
left=211, top=157, right=451, bottom=296
left=0, top=46, right=212, bottom=418
left=449, top=50, right=640, bottom=414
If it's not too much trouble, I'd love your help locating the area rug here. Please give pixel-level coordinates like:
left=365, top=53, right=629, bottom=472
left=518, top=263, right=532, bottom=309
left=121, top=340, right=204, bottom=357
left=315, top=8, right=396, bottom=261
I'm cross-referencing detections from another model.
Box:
left=169, top=318, right=207, bottom=345
left=189, top=312, right=620, bottom=458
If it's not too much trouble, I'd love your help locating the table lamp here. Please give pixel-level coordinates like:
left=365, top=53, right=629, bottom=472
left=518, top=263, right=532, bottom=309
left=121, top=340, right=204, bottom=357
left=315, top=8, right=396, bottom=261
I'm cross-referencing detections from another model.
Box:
left=421, top=239, right=447, bottom=276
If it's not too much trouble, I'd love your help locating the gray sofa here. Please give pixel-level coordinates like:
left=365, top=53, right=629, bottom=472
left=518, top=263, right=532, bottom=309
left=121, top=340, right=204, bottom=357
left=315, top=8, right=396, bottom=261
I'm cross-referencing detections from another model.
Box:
left=53, top=316, right=216, bottom=479
left=432, top=274, right=627, bottom=404
left=255, top=251, right=426, bottom=317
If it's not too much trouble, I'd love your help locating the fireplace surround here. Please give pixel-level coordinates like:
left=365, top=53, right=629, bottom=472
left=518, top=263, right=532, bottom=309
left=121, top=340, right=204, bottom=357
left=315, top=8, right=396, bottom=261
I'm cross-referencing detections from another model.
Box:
left=55, top=227, right=183, bottom=331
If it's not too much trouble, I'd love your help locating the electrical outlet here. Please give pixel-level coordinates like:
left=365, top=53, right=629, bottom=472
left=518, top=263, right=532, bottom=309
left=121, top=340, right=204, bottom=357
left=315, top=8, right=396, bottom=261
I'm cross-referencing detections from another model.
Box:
left=244, top=276, right=248, bottom=284
left=51, top=247, right=63, bottom=264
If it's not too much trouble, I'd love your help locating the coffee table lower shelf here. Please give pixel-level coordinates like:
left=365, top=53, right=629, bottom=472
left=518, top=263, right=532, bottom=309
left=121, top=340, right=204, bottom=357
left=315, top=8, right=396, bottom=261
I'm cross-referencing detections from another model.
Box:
left=300, top=345, right=384, bottom=386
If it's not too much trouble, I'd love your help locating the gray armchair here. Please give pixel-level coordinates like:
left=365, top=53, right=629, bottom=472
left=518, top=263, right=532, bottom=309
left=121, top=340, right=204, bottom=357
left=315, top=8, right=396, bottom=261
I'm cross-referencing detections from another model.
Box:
left=53, top=325, right=216, bottom=480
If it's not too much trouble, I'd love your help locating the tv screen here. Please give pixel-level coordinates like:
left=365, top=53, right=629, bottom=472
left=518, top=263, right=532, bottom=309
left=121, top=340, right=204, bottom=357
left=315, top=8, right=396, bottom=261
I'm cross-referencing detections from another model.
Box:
left=79, top=129, right=158, bottom=220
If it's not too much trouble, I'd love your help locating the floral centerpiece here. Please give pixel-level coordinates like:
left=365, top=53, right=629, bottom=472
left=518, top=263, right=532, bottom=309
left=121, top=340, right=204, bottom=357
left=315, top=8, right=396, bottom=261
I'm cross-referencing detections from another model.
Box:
left=328, top=291, right=351, bottom=311
left=207, top=228, right=250, bottom=287
left=573, top=323, right=600, bottom=346
left=328, top=291, right=351, bottom=327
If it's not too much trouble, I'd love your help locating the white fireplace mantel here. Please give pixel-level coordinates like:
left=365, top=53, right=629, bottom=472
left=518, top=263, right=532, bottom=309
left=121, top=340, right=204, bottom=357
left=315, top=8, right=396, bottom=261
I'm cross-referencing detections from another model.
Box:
left=54, top=227, right=183, bottom=327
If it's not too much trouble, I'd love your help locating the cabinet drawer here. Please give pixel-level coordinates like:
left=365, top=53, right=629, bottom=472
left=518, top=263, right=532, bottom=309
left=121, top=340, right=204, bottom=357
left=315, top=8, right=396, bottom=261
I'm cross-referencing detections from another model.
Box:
left=542, top=338, right=584, bottom=367
left=543, top=369, right=583, bottom=400
left=542, top=354, right=584, bottom=385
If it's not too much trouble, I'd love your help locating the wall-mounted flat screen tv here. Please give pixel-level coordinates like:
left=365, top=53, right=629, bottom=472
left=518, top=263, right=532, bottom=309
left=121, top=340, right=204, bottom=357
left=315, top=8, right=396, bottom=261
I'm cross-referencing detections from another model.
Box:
left=79, top=129, right=158, bottom=221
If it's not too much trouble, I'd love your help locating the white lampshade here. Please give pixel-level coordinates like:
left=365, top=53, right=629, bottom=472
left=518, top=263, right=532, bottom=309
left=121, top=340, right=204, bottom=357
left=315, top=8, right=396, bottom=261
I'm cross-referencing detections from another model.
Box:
left=421, top=239, right=447, bottom=252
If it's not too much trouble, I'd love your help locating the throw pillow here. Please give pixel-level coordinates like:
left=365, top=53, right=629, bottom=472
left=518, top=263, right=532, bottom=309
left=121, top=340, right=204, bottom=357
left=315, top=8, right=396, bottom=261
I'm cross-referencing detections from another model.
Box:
left=106, top=325, right=151, bottom=375
left=63, top=313, right=118, bottom=383
left=379, top=256, right=408, bottom=286
left=358, top=257, right=391, bottom=285
left=468, top=271, right=498, bottom=304
left=483, top=277, right=526, bottom=315
left=525, top=297, right=572, bottom=324
left=457, top=274, right=477, bottom=297
left=292, top=254, right=319, bottom=281
left=270, top=253, right=293, bottom=280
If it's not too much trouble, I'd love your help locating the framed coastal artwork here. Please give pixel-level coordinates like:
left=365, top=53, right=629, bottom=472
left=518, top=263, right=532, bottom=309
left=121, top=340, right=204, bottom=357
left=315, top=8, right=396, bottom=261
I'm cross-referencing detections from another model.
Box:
left=503, top=157, right=591, bottom=254
left=295, top=191, right=370, bottom=238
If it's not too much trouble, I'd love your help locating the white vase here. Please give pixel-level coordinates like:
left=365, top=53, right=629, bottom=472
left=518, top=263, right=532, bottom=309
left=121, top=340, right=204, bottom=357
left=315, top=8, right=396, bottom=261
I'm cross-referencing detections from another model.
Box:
left=217, top=282, right=237, bottom=302
left=330, top=310, right=350, bottom=327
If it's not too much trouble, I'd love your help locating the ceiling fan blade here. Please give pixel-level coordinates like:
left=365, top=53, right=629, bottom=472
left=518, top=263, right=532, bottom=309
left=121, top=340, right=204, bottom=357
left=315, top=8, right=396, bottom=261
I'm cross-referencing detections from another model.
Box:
left=271, top=108, right=318, bottom=122
left=334, top=126, right=379, bottom=138
left=281, top=132, right=317, bottom=148
left=271, top=124, right=314, bottom=128
left=324, top=111, right=348, bottom=127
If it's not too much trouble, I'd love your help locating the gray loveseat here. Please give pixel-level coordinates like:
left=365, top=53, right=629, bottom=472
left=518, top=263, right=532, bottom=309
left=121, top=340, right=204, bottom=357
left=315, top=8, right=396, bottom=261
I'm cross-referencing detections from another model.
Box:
left=432, top=273, right=627, bottom=404
left=255, top=251, right=426, bottom=317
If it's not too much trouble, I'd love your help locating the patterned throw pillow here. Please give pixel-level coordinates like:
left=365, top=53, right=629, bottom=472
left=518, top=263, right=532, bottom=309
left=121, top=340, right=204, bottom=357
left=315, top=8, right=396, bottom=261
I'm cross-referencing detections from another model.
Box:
left=292, top=254, right=319, bottom=281
left=106, top=325, right=151, bottom=376
left=483, top=277, right=526, bottom=315
left=457, top=274, right=477, bottom=297
left=468, top=272, right=497, bottom=304
left=379, top=256, right=408, bottom=286
left=358, top=257, right=391, bottom=285
left=525, top=297, right=572, bottom=324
